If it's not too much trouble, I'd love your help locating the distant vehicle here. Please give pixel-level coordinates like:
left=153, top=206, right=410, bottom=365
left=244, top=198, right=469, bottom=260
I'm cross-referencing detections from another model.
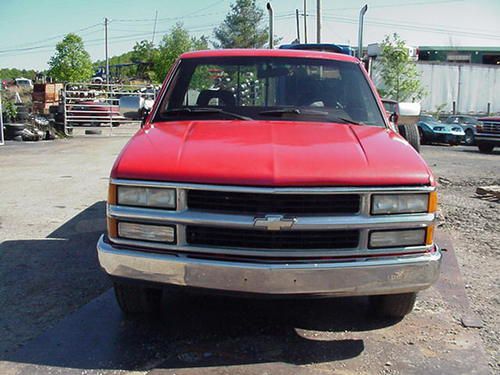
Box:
left=279, top=43, right=355, bottom=56
left=15, top=77, right=33, bottom=89
left=476, top=117, right=500, bottom=153
left=66, top=100, right=124, bottom=127
left=444, top=115, right=481, bottom=146
left=417, top=115, right=464, bottom=145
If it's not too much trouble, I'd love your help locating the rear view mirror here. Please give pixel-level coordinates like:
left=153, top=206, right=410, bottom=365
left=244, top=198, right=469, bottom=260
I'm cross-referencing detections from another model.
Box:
left=257, top=66, right=289, bottom=79
left=389, top=112, right=399, bottom=125
left=119, top=96, right=145, bottom=120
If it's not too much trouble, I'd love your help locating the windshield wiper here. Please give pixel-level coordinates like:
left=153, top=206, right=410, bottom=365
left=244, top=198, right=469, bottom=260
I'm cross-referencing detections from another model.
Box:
left=329, top=117, right=364, bottom=125
left=164, top=107, right=252, bottom=120
left=259, top=108, right=329, bottom=117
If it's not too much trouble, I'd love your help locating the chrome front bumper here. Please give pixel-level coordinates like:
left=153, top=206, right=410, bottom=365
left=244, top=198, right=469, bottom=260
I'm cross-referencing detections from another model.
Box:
left=97, top=235, right=441, bottom=296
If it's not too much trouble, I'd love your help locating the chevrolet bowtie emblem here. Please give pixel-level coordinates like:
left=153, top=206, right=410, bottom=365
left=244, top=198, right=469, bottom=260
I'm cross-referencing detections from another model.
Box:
left=253, top=215, right=297, bottom=231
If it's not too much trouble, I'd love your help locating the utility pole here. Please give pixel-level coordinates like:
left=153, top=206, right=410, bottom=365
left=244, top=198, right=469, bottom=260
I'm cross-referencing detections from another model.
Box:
left=104, top=17, right=109, bottom=85
left=303, top=0, right=308, bottom=44
left=316, top=0, right=321, bottom=43
left=295, top=9, right=300, bottom=43
left=151, top=10, right=158, bottom=44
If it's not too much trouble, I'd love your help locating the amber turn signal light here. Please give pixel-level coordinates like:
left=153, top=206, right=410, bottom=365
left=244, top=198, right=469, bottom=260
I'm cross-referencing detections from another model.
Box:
left=108, top=183, right=117, bottom=205
left=425, top=225, right=435, bottom=246
left=428, top=191, right=438, bottom=213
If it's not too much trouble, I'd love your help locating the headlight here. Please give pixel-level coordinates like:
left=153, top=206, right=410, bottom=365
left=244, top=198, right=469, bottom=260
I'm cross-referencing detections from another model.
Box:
left=371, top=194, right=429, bottom=215
left=369, top=229, right=426, bottom=248
left=118, top=222, right=176, bottom=243
left=117, top=186, right=176, bottom=209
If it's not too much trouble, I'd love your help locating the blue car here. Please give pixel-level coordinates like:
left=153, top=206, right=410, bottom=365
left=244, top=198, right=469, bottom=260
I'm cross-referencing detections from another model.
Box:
left=418, top=115, right=465, bottom=145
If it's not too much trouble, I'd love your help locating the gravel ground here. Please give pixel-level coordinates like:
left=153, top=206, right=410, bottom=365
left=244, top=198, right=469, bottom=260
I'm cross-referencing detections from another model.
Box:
left=0, top=134, right=131, bottom=355
left=420, top=145, right=500, bottom=373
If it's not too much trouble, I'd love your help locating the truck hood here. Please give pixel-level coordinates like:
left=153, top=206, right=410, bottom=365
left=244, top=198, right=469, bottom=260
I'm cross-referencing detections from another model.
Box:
left=111, top=120, right=433, bottom=186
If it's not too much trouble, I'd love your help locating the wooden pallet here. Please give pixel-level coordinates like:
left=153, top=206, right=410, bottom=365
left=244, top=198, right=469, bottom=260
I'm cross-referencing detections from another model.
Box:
left=476, top=185, right=500, bottom=200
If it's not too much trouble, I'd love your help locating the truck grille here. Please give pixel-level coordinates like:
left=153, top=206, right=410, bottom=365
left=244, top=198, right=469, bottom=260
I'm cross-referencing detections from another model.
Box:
left=187, top=190, right=360, bottom=215
left=186, top=225, right=359, bottom=250
left=482, top=122, right=500, bottom=134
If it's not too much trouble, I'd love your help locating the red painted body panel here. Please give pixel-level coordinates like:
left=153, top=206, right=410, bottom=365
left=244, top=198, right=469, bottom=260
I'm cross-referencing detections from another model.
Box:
left=180, top=48, right=359, bottom=63
left=111, top=49, right=434, bottom=187
left=111, top=120, right=433, bottom=186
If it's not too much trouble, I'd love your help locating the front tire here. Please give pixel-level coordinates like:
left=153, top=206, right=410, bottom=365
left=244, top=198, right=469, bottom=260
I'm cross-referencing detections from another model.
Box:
left=113, top=282, right=162, bottom=314
left=464, top=129, right=474, bottom=145
left=477, top=143, right=494, bottom=154
left=370, top=292, right=417, bottom=318
left=398, top=123, right=421, bottom=153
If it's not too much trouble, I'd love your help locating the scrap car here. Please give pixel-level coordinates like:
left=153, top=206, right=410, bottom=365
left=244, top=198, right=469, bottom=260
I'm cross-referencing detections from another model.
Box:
left=476, top=116, right=500, bottom=153
left=418, top=114, right=465, bottom=145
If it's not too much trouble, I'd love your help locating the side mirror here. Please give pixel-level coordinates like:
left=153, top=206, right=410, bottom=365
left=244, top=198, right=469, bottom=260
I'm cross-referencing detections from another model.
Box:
left=119, top=96, right=145, bottom=120
left=389, top=112, right=399, bottom=125
left=397, top=102, right=421, bottom=128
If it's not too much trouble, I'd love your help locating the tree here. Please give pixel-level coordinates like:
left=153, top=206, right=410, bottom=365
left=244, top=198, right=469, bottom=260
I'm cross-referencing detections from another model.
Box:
left=0, top=68, right=37, bottom=80
left=154, top=23, right=208, bottom=82
left=377, top=33, right=425, bottom=102
left=48, top=33, right=93, bottom=82
left=213, top=0, right=270, bottom=49
left=131, top=40, right=159, bottom=81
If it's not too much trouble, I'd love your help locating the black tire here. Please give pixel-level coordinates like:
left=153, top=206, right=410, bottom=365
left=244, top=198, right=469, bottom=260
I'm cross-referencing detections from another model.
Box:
left=370, top=292, right=417, bottom=318
left=464, top=129, right=475, bottom=146
left=85, top=129, right=102, bottom=135
left=113, top=282, right=162, bottom=315
left=54, top=113, right=64, bottom=123
left=112, top=122, right=120, bottom=127
left=417, top=127, right=428, bottom=145
left=398, top=123, right=421, bottom=153
left=478, top=143, right=494, bottom=154
left=16, top=112, right=29, bottom=122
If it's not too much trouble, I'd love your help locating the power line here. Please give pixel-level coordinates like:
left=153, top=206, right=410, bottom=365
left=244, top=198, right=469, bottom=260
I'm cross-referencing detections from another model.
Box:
left=0, top=23, right=219, bottom=58
left=0, top=23, right=102, bottom=51
left=323, top=0, right=464, bottom=11
left=320, top=14, right=500, bottom=40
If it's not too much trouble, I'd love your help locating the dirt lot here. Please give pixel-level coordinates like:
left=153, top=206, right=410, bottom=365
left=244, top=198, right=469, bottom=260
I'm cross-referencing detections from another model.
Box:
left=0, top=132, right=498, bottom=374
left=421, top=145, right=500, bottom=371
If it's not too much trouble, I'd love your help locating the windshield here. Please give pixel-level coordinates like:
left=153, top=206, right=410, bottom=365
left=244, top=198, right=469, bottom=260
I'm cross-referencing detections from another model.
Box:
left=421, top=115, right=438, bottom=123
left=155, top=56, right=386, bottom=126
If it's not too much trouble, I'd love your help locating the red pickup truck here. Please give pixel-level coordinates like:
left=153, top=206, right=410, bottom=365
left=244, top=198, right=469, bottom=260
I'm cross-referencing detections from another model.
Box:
left=97, top=49, right=441, bottom=319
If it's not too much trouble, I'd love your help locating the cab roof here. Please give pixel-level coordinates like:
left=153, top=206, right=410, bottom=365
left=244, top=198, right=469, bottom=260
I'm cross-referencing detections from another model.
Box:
left=180, top=48, right=360, bottom=63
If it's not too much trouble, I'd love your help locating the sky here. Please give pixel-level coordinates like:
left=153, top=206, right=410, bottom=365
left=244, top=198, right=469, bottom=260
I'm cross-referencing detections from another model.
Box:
left=0, top=0, right=499, bottom=70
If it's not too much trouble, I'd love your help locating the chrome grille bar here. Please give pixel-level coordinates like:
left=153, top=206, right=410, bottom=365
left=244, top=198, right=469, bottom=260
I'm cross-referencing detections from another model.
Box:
left=108, top=179, right=436, bottom=258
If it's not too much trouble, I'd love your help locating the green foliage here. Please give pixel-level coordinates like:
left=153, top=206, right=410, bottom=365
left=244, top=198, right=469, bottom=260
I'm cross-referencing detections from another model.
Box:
left=154, top=23, right=208, bottom=82
left=378, top=33, right=425, bottom=102
left=131, top=40, right=159, bottom=81
left=2, top=99, right=17, bottom=122
left=213, top=0, right=270, bottom=49
left=433, top=103, right=447, bottom=119
left=48, top=33, right=93, bottom=82
left=0, top=68, right=37, bottom=80
left=94, top=50, right=136, bottom=80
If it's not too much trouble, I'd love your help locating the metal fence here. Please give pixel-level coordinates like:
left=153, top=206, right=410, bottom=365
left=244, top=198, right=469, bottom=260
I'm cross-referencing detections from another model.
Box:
left=63, top=82, right=156, bottom=135
left=371, top=61, right=500, bottom=115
